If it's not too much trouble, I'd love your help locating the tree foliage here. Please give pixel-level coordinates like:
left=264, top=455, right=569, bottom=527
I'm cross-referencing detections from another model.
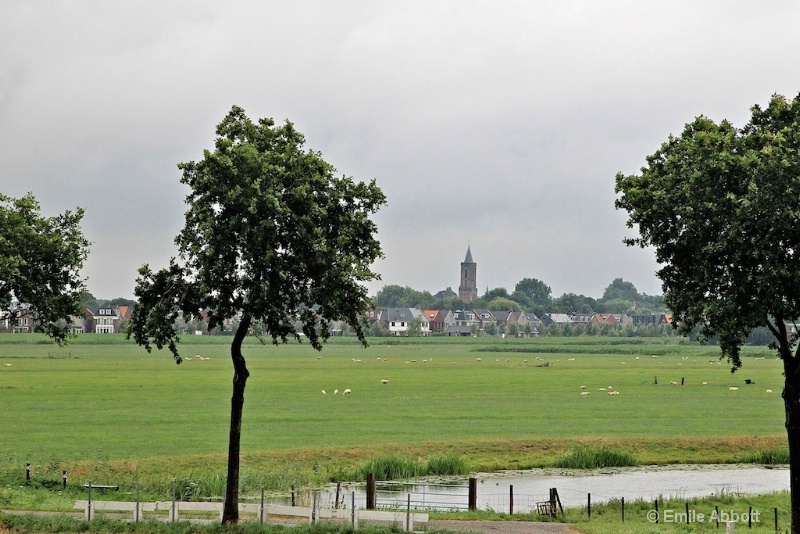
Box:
left=127, top=106, right=385, bottom=523
left=615, top=93, right=800, bottom=532
left=0, top=193, right=89, bottom=343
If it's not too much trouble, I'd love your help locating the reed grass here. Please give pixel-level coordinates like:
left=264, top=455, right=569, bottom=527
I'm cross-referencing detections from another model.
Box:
left=554, top=447, right=637, bottom=469
left=740, top=447, right=790, bottom=465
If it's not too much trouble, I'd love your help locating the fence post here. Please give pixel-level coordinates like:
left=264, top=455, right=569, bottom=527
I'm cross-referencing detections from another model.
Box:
left=335, top=482, right=341, bottom=509
left=509, top=485, right=514, bottom=515
left=749, top=505, right=752, bottom=529
left=259, top=487, right=265, bottom=524
left=135, top=483, right=141, bottom=522
left=468, top=478, right=477, bottom=511
left=686, top=501, right=689, bottom=524
left=654, top=499, right=659, bottom=524
left=622, top=497, right=625, bottom=523
left=406, top=494, right=411, bottom=532
left=587, top=493, right=591, bottom=519
left=775, top=507, right=778, bottom=533
left=311, top=490, right=317, bottom=524
left=351, top=492, right=356, bottom=529
left=726, top=521, right=736, bottom=534
left=171, top=483, right=178, bottom=523
left=87, top=481, right=93, bottom=521
left=716, top=505, right=720, bottom=528
left=26, top=463, right=30, bottom=482
left=63, top=470, right=68, bottom=488
left=366, top=473, right=376, bottom=510
left=291, top=484, right=296, bottom=506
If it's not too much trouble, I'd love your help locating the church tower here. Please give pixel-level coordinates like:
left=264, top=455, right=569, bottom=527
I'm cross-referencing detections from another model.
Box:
left=458, top=245, right=478, bottom=304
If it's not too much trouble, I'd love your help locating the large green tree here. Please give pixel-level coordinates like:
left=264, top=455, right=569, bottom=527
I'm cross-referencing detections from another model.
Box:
left=0, top=193, right=89, bottom=342
left=615, top=93, right=800, bottom=532
left=127, top=107, right=385, bottom=524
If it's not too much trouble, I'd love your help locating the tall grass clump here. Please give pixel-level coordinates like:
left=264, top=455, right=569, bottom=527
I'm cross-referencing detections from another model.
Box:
left=740, top=447, right=790, bottom=465
left=356, top=455, right=423, bottom=480
left=425, top=454, right=469, bottom=476
left=554, top=446, right=637, bottom=469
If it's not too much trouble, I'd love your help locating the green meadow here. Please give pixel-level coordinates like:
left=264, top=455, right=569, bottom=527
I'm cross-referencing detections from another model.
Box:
left=0, top=334, right=789, bottom=498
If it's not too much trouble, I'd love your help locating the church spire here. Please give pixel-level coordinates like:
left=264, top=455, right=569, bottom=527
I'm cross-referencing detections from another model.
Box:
left=464, top=244, right=474, bottom=263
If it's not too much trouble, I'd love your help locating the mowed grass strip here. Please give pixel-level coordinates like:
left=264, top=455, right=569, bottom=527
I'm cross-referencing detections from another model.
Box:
left=0, top=336, right=786, bottom=482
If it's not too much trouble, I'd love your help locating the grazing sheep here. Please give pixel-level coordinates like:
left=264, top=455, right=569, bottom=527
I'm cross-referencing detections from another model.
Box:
left=568, top=358, right=576, bottom=361
left=411, top=359, right=417, bottom=363
left=635, top=356, right=640, bottom=360
left=581, top=391, right=590, bottom=396
left=523, top=359, right=528, bottom=364
left=381, top=379, right=389, bottom=384
left=702, top=381, right=708, bottom=385
left=321, top=390, right=326, bottom=395
left=423, top=359, right=428, bottom=363
left=334, top=389, right=339, bottom=395
left=669, top=381, right=678, bottom=385
left=729, top=387, right=739, bottom=391
left=598, top=388, right=607, bottom=391
left=343, top=388, right=352, bottom=395
left=580, top=386, right=587, bottom=390
left=3, top=363, right=10, bottom=367
left=476, top=358, right=482, bottom=362
left=317, top=356, right=322, bottom=360
left=766, top=389, right=773, bottom=393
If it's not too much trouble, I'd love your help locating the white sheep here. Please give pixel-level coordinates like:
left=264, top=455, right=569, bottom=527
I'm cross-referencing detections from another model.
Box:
left=580, top=385, right=587, bottom=390
left=729, top=387, right=739, bottom=391
left=476, top=358, right=482, bottom=362
left=381, top=379, right=389, bottom=384
left=321, top=389, right=326, bottom=395
left=581, top=391, right=590, bottom=396
left=343, top=388, right=352, bottom=395
left=334, top=389, right=339, bottom=395
left=669, top=381, right=678, bottom=385
left=702, top=381, right=708, bottom=385
left=766, top=389, right=773, bottom=393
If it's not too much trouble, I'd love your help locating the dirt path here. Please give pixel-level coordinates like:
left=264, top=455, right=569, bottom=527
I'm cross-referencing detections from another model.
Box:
left=429, top=520, right=581, bottom=534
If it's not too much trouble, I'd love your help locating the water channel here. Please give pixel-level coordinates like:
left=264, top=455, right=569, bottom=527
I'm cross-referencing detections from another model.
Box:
left=297, top=465, right=789, bottom=514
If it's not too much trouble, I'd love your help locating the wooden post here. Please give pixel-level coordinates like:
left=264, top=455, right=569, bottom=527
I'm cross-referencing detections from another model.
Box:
left=554, top=488, right=564, bottom=517
left=335, top=482, right=341, bottom=509
left=468, top=477, right=477, bottom=511
left=406, top=494, right=411, bottom=532
left=291, top=484, right=296, bottom=506
left=259, top=488, right=265, bottom=524
left=87, top=481, right=93, bottom=521
left=509, top=485, right=514, bottom=515
left=351, top=492, right=356, bottom=529
left=655, top=499, right=659, bottom=523
left=716, top=505, right=720, bottom=528
left=25, top=463, right=30, bottom=482
left=622, top=497, right=625, bottom=523
left=171, top=483, right=177, bottom=523
left=311, top=490, right=317, bottom=524
left=654, top=376, right=658, bottom=384
left=775, top=507, right=778, bottom=532
left=685, top=501, right=689, bottom=524
left=135, top=484, right=141, bottom=522
left=749, top=505, right=752, bottom=528
left=681, top=377, right=685, bottom=385
left=587, top=493, right=591, bottom=519
left=366, top=473, right=376, bottom=510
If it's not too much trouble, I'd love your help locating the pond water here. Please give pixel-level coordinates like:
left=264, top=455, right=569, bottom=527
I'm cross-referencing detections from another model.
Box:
left=293, top=465, right=789, bottom=514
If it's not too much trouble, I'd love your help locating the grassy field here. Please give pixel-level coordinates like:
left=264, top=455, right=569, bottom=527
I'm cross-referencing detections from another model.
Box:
left=0, top=334, right=789, bottom=500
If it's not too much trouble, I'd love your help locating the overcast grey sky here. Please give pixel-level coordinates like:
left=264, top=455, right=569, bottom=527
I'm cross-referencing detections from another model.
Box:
left=2, top=1, right=800, bottom=301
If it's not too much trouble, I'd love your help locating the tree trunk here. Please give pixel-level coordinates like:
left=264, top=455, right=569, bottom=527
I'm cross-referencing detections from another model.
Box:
left=779, top=324, right=800, bottom=534
left=221, top=314, right=252, bottom=524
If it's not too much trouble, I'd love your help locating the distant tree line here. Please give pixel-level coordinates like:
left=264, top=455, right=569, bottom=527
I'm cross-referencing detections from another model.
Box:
left=374, top=277, right=668, bottom=317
